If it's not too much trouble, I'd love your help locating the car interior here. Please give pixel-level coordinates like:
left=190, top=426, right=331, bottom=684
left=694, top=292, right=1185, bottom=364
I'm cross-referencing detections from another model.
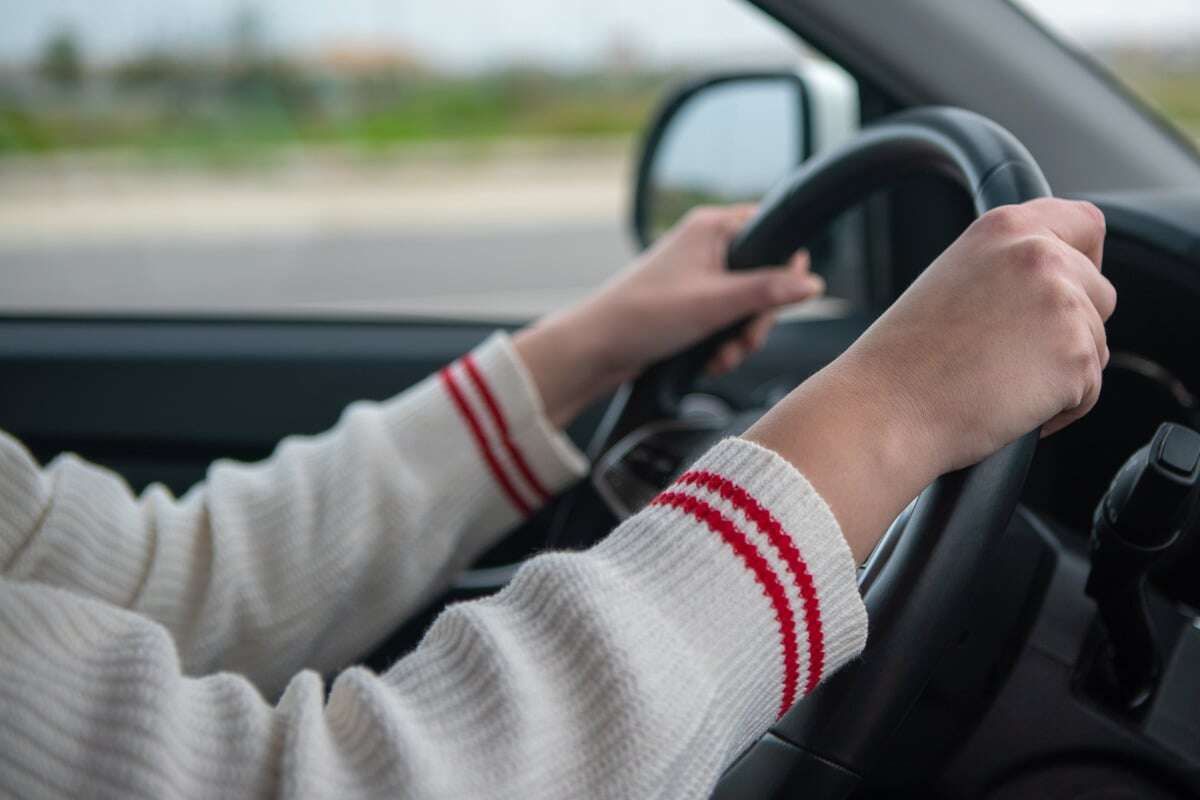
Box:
left=3, top=1, right=1200, bottom=797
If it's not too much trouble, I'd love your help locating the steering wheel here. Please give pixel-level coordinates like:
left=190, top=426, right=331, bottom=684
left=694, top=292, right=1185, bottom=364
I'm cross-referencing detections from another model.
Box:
left=568, top=107, right=1052, bottom=798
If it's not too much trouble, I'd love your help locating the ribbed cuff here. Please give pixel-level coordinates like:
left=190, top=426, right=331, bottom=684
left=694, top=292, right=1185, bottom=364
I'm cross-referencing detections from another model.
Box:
left=684, top=437, right=869, bottom=687
left=595, top=437, right=867, bottom=733
left=431, top=332, right=588, bottom=521
left=472, top=332, right=590, bottom=487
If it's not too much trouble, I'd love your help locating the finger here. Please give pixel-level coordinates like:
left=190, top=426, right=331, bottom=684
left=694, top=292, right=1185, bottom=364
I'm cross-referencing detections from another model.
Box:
left=1028, top=198, right=1106, bottom=272
left=1080, top=286, right=1109, bottom=368
left=1042, top=355, right=1104, bottom=436
left=706, top=340, right=746, bottom=376
left=1042, top=285, right=1107, bottom=437
left=724, top=244, right=810, bottom=276
left=720, top=265, right=824, bottom=321
left=1043, top=360, right=1103, bottom=437
left=707, top=311, right=777, bottom=377
left=740, top=312, right=776, bottom=352
left=787, top=249, right=812, bottom=275
left=1059, top=243, right=1118, bottom=321
left=1060, top=276, right=1108, bottom=372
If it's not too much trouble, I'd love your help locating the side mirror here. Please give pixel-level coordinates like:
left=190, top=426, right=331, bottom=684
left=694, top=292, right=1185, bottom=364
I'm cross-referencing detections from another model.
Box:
left=632, top=62, right=860, bottom=249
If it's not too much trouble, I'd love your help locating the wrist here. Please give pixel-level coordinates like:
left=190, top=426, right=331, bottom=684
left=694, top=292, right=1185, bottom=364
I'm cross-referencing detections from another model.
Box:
left=513, top=304, right=633, bottom=429
left=833, top=343, right=956, bottom=482
left=744, top=356, right=941, bottom=562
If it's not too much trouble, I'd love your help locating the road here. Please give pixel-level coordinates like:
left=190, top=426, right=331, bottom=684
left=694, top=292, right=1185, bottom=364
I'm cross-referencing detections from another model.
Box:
left=0, top=143, right=635, bottom=320
left=0, top=222, right=631, bottom=320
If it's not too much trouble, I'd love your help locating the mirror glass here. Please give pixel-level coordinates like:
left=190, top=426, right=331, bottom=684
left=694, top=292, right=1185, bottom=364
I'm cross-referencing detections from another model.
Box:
left=642, top=76, right=804, bottom=242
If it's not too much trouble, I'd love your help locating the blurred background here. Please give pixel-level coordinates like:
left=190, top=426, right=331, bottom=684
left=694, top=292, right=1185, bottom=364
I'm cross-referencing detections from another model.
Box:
left=0, top=0, right=1197, bottom=319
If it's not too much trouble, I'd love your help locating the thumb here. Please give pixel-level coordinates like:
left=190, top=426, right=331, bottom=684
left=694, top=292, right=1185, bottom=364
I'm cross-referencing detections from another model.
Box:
left=718, top=254, right=824, bottom=320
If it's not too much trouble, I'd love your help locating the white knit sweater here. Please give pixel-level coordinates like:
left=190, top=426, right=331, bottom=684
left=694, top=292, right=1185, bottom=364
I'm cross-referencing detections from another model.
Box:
left=0, top=332, right=868, bottom=799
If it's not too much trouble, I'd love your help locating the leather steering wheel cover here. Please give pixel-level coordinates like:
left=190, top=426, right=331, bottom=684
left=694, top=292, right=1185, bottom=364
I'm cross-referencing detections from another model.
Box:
left=726, top=108, right=1051, bottom=270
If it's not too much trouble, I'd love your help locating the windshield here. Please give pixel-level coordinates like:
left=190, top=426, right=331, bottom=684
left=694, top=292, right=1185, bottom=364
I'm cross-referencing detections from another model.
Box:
left=1012, top=0, right=1200, bottom=145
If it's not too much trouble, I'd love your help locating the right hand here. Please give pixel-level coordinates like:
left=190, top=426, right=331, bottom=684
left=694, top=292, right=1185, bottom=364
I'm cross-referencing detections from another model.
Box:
left=746, top=198, right=1114, bottom=560
left=839, top=198, right=1114, bottom=473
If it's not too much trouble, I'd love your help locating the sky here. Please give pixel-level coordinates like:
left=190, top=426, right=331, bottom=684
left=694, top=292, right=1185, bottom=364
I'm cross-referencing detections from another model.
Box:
left=1, top=0, right=1198, bottom=70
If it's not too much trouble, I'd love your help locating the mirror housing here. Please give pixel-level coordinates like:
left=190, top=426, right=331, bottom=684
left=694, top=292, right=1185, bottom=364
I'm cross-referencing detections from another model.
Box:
left=631, top=61, right=860, bottom=250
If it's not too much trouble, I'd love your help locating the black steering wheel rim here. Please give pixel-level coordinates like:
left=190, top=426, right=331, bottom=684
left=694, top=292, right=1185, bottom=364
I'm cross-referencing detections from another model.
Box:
left=599, top=107, right=1052, bottom=795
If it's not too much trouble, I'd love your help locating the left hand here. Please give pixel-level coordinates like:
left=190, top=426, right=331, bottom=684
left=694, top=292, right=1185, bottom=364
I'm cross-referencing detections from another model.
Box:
left=515, top=205, right=824, bottom=427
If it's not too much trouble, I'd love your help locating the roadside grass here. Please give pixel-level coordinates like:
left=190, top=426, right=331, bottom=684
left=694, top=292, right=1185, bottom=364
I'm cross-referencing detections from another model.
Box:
left=1, top=67, right=1196, bottom=170
left=1118, top=72, right=1200, bottom=144
left=0, top=71, right=670, bottom=169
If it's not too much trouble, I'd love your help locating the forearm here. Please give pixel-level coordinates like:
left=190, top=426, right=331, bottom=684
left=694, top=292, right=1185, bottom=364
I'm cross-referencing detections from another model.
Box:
left=0, top=334, right=587, bottom=696
left=0, top=438, right=865, bottom=799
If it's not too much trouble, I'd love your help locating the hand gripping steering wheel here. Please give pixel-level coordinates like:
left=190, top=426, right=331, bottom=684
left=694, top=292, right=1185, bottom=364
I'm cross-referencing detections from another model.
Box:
left=600, top=107, right=1051, bottom=798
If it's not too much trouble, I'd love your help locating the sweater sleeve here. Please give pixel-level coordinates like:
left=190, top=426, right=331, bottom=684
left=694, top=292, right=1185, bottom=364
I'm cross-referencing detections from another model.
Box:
left=0, top=332, right=588, bottom=697
left=0, top=438, right=868, bottom=800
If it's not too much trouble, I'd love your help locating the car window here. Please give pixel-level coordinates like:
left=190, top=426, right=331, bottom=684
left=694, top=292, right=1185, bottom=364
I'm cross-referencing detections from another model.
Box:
left=1011, top=0, right=1200, bottom=146
left=0, top=1, right=828, bottom=321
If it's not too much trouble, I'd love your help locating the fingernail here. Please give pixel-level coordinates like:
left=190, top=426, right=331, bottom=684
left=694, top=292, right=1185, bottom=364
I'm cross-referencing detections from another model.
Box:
left=803, top=275, right=825, bottom=294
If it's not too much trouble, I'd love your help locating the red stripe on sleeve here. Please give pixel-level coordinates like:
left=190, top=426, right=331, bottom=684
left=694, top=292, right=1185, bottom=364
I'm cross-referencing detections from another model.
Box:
left=462, top=354, right=553, bottom=504
left=677, top=470, right=826, bottom=693
left=440, top=366, right=533, bottom=517
left=652, top=491, right=800, bottom=718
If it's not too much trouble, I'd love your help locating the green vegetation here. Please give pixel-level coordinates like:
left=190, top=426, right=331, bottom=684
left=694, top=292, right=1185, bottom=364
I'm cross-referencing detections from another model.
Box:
left=37, top=28, right=84, bottom=89
left=0, top=44, right=676, bottom=166
left=1094, top=47, right=1200, bottom=144
left=1120, top=72, right=1200, bottom=142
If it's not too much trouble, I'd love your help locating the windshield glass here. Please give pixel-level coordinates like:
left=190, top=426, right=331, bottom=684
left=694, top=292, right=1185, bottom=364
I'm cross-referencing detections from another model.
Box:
left=1012, top=0, right=1200, bottom=145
